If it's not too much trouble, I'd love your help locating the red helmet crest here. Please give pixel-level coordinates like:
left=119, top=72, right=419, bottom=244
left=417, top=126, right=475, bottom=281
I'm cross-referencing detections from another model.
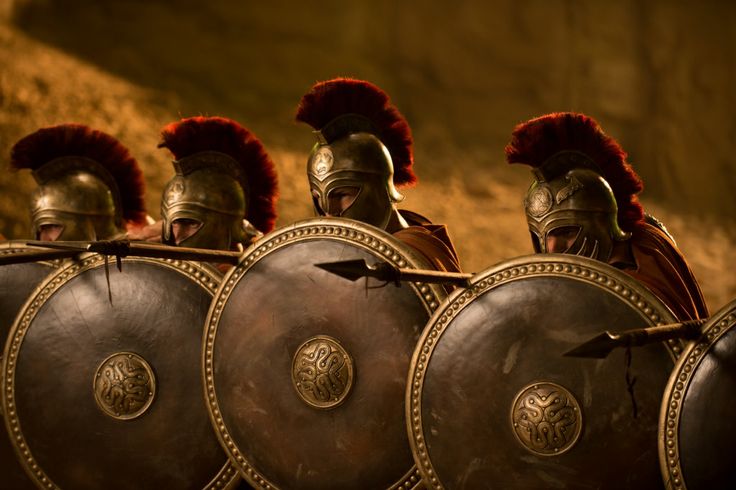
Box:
left=296, top=77, right=416, bottom=187
left=159, top=116, right=279, bottom=233
left=505, top=112, right=644, bottom=231
left=10, top=124, right=147, bottom=227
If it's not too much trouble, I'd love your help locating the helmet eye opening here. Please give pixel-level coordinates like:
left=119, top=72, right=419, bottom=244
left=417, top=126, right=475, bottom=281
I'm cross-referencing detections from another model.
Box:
left=37, top=223, right=65, bottom=241
left=171, top=218, right=203, bottom=245
left=545, top=226, right=581, bottom=254
left=326, top=186, right=360, bottom=217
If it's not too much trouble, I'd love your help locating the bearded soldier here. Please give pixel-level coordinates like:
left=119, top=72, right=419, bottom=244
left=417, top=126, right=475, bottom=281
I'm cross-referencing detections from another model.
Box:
left=296, top=77, right=461, bottom=273
left=506, top=112, right=708, bottom=321
left=10, top=124, right=148, bottom=241
left=157, top=116, right=278, bottom=252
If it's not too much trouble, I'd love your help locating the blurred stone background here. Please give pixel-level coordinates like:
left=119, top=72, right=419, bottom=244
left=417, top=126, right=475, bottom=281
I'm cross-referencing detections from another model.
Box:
left=0, top=0, right=734, bottom=309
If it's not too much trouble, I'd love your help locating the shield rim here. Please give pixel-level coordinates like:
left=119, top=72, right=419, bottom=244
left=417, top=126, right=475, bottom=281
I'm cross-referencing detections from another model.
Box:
left=202, top=217, right=446, bottom=490
left=406, top=253, right=681, bottom=490
left=658, top=300, right=736, bottom=490
left=0, top=253, right=240, bottom=490
left=0, top=241, right=62, bottom=416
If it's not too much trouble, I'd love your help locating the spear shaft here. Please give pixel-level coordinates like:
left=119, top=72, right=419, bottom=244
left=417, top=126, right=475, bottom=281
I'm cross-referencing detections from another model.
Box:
left=563, top=318, right=706, bottom=359
left=315, top=259, right=473, bottom=286
left=0, top=249, right=81, bottom=266
left=24, top=240, right=242, bottom=265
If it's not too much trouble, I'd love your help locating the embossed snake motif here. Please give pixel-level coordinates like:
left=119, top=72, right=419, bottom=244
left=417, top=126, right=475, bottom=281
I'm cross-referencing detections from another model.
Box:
left=99, top=357, right=151, bottom=414
left=516, top=390, right=577, bottom=450
left=295, top=342, right=348, bottom=402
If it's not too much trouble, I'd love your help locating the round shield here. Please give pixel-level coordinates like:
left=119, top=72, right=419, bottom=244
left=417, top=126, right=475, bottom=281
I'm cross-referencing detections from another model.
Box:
left=659, top=299, right=736, bottom=489
left=408, top=254, right=682, bottom=489
left=204, top=218, right=446, bottom=489
left=1, top=242, right=62, bottom=490
left=1, top=254, right=240, bottom=489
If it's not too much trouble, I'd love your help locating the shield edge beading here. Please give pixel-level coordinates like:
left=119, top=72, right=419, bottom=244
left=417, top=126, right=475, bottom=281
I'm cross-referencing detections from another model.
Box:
left=406, top=253, right=681, bottom=490
left=658, top=301, right=736, bottom=490
left=0, top=242, right=61, bottom=419
left=202, top=218, right=445, bottom=490
left=0, top=254, right=239, bottom=490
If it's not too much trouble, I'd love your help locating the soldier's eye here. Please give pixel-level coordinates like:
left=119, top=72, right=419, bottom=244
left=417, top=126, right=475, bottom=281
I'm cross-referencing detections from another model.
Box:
left=554, top=227, right=579, bottom=240
left=326, top=187, right=360, bottom=215
left=173, top=218, right=201, bottom=227
left=171, top=219, right=203, bottom=245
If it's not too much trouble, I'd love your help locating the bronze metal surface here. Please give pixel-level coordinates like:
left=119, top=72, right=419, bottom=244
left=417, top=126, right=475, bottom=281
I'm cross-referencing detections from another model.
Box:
left=659, top=299, right=736, bottom=489
left=307, top=133, right=405, bottom=230
left=524, top=167, right=629, bottom=260
left=0, top=243, right=61, bottom=490
left=205, top=217, right=446, bottom=489
left=162, top=151, right=248, bottom=250
left=291, top=335, right=355, bottom=409
left=409, top=254, right=681, bottom=489
left=1, top=255, right=239, bottom=489
left=30, top=156, right=124, bottom=241
left=510, top=381, right=583, bottom=456
left=93, top=352, right=157, bottom=420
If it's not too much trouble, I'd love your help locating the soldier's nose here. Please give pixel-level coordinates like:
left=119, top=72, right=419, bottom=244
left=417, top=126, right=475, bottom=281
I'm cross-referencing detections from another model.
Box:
left=38, top=224, right=64, bottom=241
left=546, top=236, right=563, bottom=253
left=172, top=219, right=202, bottom=244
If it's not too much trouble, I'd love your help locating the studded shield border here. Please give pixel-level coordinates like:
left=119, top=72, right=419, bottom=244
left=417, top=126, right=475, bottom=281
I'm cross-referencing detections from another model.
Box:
left=407, top=254, right=682, bottom=489
left=0, top=254, right=239, bottom=490
left=658, top=300, right=736, bottom=490
left=202, top=217, right=446, bottom=490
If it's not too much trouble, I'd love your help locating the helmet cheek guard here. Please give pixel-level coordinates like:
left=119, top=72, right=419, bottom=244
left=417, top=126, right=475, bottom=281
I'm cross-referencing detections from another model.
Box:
left=161, top=154, right=247, bottom=251
left=296, top=79, right=418, bottom=232
left=30, top=163, right=120, bottom=241
left=524, top=168, right=630, bottom=263
left=158, top=116, right=279, bottom=248
left=10, top=125, right=148, bottom=239
left=306, top=133, right=402, bottom=231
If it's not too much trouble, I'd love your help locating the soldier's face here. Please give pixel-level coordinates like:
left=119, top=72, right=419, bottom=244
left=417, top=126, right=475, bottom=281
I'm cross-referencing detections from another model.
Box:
left=38, top=223, right=64, bottom=241
left=312, top=186, right=360, bottom=217
left=545, top=226, right=580, bottom=253
left=172, top=218, right=203, bottom=245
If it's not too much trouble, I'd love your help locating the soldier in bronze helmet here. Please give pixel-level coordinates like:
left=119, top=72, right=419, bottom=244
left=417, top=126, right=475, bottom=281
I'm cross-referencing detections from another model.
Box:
left=9, top=124, right=148, bottom=241
left=156, top=116, right=278, bottom=252
left=296, top=77, right=461, bottom=274
left=506, top=112, right=708, bottom=321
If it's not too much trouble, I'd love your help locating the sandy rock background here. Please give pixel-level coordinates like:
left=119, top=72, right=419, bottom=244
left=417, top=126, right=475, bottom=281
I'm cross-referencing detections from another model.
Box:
left=0, top=0, right=734, bottom=310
